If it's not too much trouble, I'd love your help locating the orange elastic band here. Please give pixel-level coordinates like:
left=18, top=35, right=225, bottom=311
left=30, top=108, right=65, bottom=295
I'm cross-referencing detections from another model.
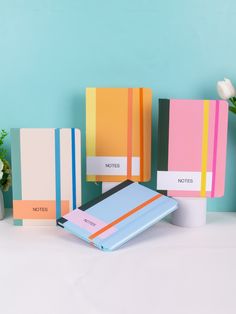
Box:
left=89, top=193, right=162, bottom=241
left=127, top=88, right=133, bottom=179
left=139, top=88, right=144, bottom=181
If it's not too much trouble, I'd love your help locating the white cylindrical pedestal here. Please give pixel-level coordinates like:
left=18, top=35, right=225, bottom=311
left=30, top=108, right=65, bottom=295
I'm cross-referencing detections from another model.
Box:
left=171, top=197, right=207, bottom=227
left=102, top=182, right=121, bottom=193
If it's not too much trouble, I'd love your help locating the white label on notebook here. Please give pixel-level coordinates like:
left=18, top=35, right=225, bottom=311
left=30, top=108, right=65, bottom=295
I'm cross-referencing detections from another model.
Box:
left=87, top=156, right=140, bottom=176
left=157, top=171, right=212, bottom=191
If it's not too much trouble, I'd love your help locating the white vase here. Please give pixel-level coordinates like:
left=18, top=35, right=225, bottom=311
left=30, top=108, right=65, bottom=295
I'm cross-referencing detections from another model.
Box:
left=0, top=189, right=4, bottom=220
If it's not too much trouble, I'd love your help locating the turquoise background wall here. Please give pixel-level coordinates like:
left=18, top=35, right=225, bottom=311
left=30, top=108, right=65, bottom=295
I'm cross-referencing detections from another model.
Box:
left=0, top=0, right=236, bottom=211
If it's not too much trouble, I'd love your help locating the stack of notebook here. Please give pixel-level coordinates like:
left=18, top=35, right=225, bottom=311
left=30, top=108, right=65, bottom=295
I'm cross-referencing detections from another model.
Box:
left=9, top=94, right=229, bottom=251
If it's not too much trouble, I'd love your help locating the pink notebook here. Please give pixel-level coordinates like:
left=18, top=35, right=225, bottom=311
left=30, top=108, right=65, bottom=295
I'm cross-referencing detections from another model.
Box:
left=157, top=99, right=228, bottom=198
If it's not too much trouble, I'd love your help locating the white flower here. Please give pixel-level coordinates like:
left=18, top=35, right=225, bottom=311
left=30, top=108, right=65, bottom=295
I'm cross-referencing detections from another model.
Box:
left=0, top=159, right=3, bottom=181
left=217, top=78, right=236, bottom=100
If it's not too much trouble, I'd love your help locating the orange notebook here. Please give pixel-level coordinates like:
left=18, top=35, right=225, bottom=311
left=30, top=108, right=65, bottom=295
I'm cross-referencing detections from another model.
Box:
left=86, top=88, right=152, bottom=182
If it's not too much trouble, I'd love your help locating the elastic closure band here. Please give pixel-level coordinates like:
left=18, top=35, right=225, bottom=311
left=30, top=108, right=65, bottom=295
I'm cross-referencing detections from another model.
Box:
left=139, top=88, right=144, bottom=181
left=89, top=193, right=162, bottom=241
left=71, top=128, right=76, bottom=209
left=55, top=128, right=61, bottom=219
left=200, top=100, right=210, bottom=197
left=127, top=88, right=133, bottom=179
left=211, top=100, right=220, bottom=197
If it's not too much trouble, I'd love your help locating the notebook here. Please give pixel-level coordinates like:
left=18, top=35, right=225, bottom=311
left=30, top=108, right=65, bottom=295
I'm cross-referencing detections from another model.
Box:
left=157, top=99, right=228, bottom=197
left=86, top=88, right=152, bottom=182
left=11, top=128, right=81, bottom=225
left=57, top=180, right=178, bottom=251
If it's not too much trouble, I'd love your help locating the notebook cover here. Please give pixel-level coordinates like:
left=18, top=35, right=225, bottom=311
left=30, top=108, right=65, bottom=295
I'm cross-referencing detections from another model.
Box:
left=57, top=180, right=177, bottom=251
left=11, top=128, right=82, bottom=225
left=86, top=88, right=152, bottom=182
left=157, top=99, right=228, bottom=198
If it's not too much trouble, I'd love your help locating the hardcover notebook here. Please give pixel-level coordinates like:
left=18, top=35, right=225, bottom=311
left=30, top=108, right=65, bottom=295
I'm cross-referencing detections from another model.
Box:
left=57, top=180, right=178, bottom=251
left=157, top=99, right=228, bottom=197
left=86, top=88, right=152, bottom=182
left=11, top=128, right=81, bottom=226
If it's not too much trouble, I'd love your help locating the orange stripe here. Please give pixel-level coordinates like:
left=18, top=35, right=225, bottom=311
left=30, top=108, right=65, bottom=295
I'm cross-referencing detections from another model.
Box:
left=139, top=88, right=144, bottom=181
left=127, top=88, right=133, bottom=179
left=13, top=200, right=70, bottom=219
left=89, top=193, right=162, bottom=240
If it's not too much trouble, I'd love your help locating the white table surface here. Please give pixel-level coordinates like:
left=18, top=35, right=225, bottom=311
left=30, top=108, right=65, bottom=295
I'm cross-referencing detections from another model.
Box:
left=1, top=211, right=236, bottom=314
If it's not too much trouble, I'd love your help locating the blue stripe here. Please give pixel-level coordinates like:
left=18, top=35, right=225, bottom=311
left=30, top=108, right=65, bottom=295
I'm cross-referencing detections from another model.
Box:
left=55, top=128, right=61, bottom=219
left=71, top=128, right=77, bottom=210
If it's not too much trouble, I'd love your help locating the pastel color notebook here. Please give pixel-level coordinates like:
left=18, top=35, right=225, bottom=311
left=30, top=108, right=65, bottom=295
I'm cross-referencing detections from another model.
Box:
left=57, top=180, right=178, bottom=251
left=86, top=88, right=152, bottom=182
left=157, top=99, right=228, bottom=197
left=11, top=128, right=81, bottom=226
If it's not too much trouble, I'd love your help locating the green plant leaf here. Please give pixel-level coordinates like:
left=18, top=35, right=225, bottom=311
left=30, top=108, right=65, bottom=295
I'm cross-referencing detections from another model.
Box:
left=229, top=98, right=236, bottom=107
left=229, top=106, right=236, bottom=114
left=0, top=129, right=8, bottom=147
